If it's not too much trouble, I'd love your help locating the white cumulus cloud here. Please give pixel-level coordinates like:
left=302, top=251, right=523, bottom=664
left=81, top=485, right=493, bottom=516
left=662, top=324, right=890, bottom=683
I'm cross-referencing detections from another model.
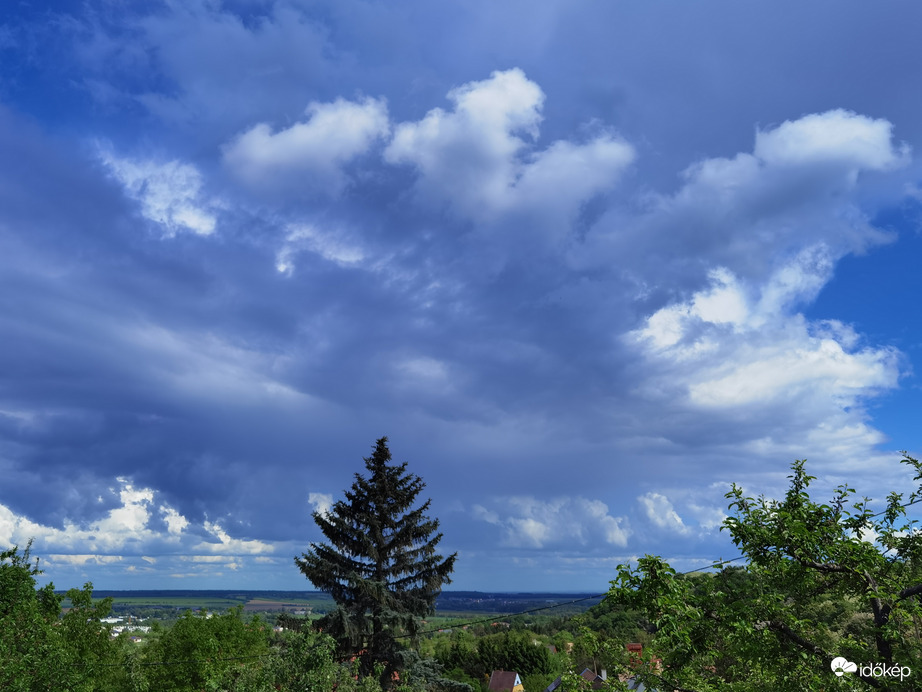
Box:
left=224, top=97, right=389, bottom=196
left=0, top=478, right=188, bottom=554
left=638, top=492, right=690, bottom=535
left=754, top=109, right=906, bottom=171
left=631, top=258, right=900, bottom=412
left=472, top=495, right=630, bottom=548
left=198, top=521, right=274, bottom=555
left=574, top=109, right=906, bottom=286
left=385, top=69, right=634, bottom=231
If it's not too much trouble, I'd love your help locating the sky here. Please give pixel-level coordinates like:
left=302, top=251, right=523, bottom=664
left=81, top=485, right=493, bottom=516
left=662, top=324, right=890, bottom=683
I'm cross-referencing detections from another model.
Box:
left=2, top=0, right=922, bottom=593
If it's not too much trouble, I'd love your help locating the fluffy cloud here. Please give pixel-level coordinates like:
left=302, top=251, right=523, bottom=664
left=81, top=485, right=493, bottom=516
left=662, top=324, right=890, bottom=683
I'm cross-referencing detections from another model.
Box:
left=754, top=110, right=906, bottom=171
left=0, top=478, right=185, bottom=554
left=224, top=97, right=389, bottom=196
left=385, top=69, right=634, bottom=232
left=473, top=495, right=630, bottom=548
left=162, top=507, right=189, bottom=536
left=626, top=252, right=901, bottom=478
left=574, top=110, right=906, bottom=287
left=638, top=492, right=690, bottom=535
left=386, top=68, right=545, bottom=211
left=0, top=475, right=275, bottom=573
left=197, top=521, right=273, bottom=555
left=99, top=152, right=218, bottom=236
left=630, top=257, right=900, bottom=407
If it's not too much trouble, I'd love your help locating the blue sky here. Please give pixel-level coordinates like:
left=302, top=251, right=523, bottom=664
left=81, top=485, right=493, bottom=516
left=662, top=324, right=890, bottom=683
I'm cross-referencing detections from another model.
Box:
left=2, top=0, right=922, bottom=592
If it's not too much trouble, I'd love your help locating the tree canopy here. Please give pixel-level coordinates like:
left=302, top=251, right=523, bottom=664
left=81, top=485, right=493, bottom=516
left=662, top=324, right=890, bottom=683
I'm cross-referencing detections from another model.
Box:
left=295, top=436, right=457, bottom=680
left=604, top=455, right=922, bottom=691
left=0, top=540, right=416, bottom=691
left=0, top=541, right=127, bottom=692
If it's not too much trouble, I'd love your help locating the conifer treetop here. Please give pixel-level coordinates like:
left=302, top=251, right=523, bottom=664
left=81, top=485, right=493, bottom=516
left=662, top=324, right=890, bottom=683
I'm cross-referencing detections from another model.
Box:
left=295, top=437, right=456, bottom=677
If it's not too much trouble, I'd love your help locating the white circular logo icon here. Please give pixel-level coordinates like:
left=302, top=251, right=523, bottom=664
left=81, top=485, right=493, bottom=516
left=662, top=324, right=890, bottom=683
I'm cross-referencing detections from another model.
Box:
left=831, top=657, right=857, bottom=676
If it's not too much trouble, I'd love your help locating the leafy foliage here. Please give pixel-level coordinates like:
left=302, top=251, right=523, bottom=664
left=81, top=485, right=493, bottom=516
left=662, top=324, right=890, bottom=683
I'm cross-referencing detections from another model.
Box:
left=0, top=541, right=128, bottom=692
left=142, top=607, right=269, bottom=692
left=0, top=541, right=63, bottom=691
left=433, top=629, right=560, bottom=688
left=606, top=456, right=922, bottom=691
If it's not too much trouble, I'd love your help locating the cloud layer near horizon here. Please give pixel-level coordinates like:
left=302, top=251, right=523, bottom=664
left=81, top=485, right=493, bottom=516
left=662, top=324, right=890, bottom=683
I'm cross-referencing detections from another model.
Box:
left=2, top=1, right=922, bottom=591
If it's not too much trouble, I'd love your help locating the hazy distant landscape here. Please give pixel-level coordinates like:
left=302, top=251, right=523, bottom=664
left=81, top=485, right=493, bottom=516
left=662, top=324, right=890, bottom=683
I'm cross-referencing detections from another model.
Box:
left=79, top=590, right=602, bottom=618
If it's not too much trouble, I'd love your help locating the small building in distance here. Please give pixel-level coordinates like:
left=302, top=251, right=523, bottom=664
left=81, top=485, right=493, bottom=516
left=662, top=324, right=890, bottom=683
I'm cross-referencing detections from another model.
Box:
left=488, top=670, right=524, bottom=692
left=579, top=668, right=607, bottom=689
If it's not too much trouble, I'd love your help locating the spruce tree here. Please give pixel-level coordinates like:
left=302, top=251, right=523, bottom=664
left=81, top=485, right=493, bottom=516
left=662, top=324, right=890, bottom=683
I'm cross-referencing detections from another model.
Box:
left=295, top=436, right=457, bottom=678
